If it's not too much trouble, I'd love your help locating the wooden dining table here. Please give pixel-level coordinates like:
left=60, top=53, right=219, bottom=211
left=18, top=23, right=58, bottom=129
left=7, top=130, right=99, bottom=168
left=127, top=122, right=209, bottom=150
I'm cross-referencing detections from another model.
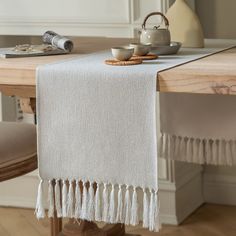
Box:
left=0, top=36, right=236, bottom=236
left=0, top=37, right=236, bottom=110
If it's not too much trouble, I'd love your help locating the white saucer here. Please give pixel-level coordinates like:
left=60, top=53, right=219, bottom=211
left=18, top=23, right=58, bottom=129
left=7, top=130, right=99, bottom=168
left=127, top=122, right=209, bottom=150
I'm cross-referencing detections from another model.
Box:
left=150, top=42, right=182, bottom=55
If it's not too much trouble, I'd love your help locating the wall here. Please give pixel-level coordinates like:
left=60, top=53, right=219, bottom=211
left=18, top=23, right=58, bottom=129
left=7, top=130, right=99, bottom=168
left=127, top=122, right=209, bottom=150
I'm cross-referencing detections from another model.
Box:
left=0, top=0, right=196, bottom=37
left=196, top=0, right=236, bottom=39
left=204, top=165, right=236, bottom=206
left=0, top=0, right=165, bottom=37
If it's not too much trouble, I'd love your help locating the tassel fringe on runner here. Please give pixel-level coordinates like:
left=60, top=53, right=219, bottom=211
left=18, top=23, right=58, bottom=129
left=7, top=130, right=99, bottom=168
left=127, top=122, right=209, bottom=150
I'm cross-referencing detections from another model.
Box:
left=159, top=133, right=236, bottom=166
left=36, top=180, right=160, bottom=232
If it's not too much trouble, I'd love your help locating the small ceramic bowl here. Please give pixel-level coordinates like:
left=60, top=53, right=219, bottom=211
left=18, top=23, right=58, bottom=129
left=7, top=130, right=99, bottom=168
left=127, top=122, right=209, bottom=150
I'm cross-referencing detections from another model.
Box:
left=129, top=43, right=151, bottom=56
left=111, top=46, right=134, bottom=61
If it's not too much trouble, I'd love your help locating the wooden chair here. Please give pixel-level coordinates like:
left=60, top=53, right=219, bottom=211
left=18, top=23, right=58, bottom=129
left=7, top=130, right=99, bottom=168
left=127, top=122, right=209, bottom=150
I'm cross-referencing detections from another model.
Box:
left=0, top=121, right=63, bottom=236
left=0, top=122, right=37, bottom=182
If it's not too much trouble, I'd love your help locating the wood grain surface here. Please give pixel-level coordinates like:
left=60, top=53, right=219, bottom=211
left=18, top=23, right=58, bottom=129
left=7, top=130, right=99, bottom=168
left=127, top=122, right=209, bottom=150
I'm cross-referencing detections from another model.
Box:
left=0, top=155, right=37, bottom=182
left=158, top=47, right=236, bottom=95
left=0, top=204, right=236, bottom=236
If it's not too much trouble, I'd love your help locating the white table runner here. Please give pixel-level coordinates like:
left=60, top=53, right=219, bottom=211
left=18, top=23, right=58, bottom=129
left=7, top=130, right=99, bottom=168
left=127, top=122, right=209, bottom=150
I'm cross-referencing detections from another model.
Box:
left=160, top=92, right=236, bottom=165
left=35, top=44, right=233, bottom=231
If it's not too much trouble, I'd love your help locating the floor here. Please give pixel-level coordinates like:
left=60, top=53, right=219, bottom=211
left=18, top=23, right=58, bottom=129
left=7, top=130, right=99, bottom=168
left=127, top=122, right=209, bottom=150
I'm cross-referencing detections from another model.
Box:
left=0, top=204, right=235, bottom=236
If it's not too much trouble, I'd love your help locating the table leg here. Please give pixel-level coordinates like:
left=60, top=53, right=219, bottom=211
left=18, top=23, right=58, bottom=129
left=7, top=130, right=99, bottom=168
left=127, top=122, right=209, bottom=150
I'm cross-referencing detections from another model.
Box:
left=19, top=98, right=36, bottom=114
left=51, top=180, right=63, bottom=236
left=58, top=220, right=139, bottom=236
left=51, top=216, right=62, bottom=236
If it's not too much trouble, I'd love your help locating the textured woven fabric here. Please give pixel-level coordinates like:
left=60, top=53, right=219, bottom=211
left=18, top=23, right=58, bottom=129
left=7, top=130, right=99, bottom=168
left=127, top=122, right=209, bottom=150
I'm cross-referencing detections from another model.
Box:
left=35, top=44, right=231, bottom=230
left=160, top=93, right=236, bottom=165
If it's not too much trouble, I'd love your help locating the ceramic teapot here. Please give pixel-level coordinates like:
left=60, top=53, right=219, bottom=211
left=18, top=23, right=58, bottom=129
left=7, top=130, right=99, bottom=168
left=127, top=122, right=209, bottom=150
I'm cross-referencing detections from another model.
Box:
left=140, top=12, right=171, bottom=46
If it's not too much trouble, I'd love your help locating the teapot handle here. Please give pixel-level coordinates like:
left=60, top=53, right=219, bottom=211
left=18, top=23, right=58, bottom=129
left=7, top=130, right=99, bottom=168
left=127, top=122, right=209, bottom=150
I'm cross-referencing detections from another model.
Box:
left=142, top=12, right=169, bottom=29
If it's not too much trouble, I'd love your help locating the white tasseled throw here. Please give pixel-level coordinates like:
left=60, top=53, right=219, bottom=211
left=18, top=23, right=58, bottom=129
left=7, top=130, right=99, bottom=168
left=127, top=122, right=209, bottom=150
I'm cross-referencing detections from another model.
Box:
left=35, top=44, right=232, bottom=231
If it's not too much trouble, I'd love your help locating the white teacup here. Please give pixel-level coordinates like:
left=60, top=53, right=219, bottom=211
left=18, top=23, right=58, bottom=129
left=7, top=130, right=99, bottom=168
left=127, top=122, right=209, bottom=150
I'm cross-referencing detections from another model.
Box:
left=129, top=43, right=151, bottom=56
left=111, top=46, right=134, bottom=61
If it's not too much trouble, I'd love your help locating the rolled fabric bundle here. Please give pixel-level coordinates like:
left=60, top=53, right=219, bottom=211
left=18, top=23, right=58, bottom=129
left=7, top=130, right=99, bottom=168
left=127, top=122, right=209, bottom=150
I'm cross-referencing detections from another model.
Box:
left=42, top=31, right=73, bottom=52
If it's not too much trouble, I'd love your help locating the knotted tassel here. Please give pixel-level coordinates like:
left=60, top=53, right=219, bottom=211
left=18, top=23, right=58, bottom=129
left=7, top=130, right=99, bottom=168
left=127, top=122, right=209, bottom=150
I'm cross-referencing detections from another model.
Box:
left=154, top=191, right=160, bottom=232
left=179, top=137, right=185, bottom=161
left=67, top=181, right=74, bottom=218
left=212, top=140, right=218, bottom=165
left=95, top=183, right=101, bottom=221
left=232, top=141, right=236, bottom=165
left=35, top=179, right=45, bottom=219
left=124, top=185, right=131, bottom=225
left=87, top=182, right=95, bottom=221
left=198, top=139, right=204, bottom=164
left=169, top=136, right=175, bottom=159
left=74, top=180, right=82, bottom=218
left=108, top=184, right=115, bottom=223
left=205, top=140, right=212, bottom=164
left=102, top=183, right=109, bottom=222
left=218, top=140, right=224, bottom=165
left=62, top=180, right=68, bottom=217
left=116, top=184, right=124, bottom=223
left=158, top=134, right=164, bottom=157
left=192, top=139, right=198, bottom=163
left=48, top=180, right=54, bottom=218
left=164, top=134, right=169, bottom=158
left=174, top=136, right=180, bottom=158
left=130, top=187, right=139, bottom=226
left=149, top=190, right=154, bottom=231
left=186, top=138, right=192, bottom=162
left=55, top=180, right=62, bottom=217
left=226, top=141, right=233, bottom=166
left=142, top=188, right=149, bottom=228
left=81, top=181, right=88, bottom=219
left=166, top=135, right=171, bottom=159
